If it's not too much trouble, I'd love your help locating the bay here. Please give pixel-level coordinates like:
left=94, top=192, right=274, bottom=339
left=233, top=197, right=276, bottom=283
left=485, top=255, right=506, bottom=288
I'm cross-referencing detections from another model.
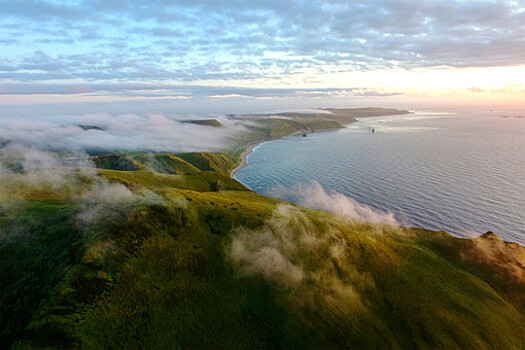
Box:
left=235, top=110, right=525, bottom=244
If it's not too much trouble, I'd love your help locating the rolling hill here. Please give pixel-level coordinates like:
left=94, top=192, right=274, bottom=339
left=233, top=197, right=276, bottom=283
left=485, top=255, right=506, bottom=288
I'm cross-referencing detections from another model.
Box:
left=1, top=148, right=523, bottom=349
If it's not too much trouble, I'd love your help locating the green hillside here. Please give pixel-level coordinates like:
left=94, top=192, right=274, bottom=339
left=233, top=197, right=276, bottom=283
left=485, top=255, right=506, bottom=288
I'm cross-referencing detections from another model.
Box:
left=1, top=151, right=524, bottom=349
left=99, top=169, right=247, bottom=192
left=174, top=152, right=236, bottom=176
left=131, top=154, right=201, bottom=175
left=92, top=154, right=144, bottom=171
left=243, top=107, right=411, bottom=126
left=225, top=107, right=411, bottom=157
left=257, top=118, right=343, bottom=139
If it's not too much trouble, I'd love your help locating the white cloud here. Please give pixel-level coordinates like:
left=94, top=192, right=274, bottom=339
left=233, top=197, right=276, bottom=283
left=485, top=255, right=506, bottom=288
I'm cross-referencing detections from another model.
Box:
left=1, top=0, right=524, bottom=86
left=227, top=204, right=374, bottom=311
left=0, top=113, right=249, bottom=152
left=271, top=181, right=399, bottom=226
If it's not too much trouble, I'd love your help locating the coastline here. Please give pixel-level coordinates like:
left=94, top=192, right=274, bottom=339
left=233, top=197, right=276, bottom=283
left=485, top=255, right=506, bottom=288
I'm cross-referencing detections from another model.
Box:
left=229, top=110, right=413, bottom=180
left=228, top=111, right=525, bottom=245
left=230, top=129, right=338, bottom=180
left=230, top=139, right=267, bottom=180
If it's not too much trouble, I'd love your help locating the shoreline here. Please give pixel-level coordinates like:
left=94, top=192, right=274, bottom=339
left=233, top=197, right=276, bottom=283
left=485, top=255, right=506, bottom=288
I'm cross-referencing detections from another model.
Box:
left=230, top=139, right=267, bottom=181
left=229, top=129, right=337, bottom=180
left=229, top=110, right=413, bottom=181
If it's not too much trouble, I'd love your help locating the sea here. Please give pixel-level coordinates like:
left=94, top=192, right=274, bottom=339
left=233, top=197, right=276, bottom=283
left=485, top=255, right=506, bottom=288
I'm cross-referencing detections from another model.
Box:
left=234, top=110, right=525, bottom=245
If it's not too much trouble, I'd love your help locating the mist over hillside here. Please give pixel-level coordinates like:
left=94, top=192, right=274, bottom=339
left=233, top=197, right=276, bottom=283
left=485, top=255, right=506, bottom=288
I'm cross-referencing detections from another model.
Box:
left=1, top=109, right=524, bottom=349
left=0, top=108, right=408, bottom=153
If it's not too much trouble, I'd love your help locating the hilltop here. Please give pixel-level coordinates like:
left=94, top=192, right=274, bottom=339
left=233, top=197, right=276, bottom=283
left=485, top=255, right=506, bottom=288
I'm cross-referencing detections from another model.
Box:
left=1, top=151, right=523, bottom=349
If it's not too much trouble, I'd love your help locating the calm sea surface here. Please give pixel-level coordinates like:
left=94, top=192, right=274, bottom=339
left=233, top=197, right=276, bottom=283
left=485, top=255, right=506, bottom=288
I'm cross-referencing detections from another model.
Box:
left=235, top=110, right=525, bottom=244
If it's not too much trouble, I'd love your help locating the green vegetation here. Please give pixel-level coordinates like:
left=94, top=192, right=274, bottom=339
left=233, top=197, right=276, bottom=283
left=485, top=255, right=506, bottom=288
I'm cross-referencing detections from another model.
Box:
left=0, top=202, right=84, bottom=348
left=1, top=109, right=524, bottom=349
left=92, top=154, right=143, bottom=171
left=131, top=154, right=201, bottom=175
left=99, top=169, right=247, bottom=192
left=174, top=152, right=236, bottom=176
left=255, top=118, right=343, bottom=139
left=320, top=107, right=411, bottom=122
left=1, top=150, right=523, bottom=349
left=93, top=152, right=235, bottom=177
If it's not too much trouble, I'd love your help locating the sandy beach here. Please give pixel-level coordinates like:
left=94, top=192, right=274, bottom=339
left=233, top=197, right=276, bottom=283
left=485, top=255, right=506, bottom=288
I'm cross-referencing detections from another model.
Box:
left=230, top=140, right=266, bottom=180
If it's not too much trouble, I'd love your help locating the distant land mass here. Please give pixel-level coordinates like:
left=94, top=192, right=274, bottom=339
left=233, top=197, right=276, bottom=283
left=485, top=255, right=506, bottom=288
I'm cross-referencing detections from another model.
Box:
left=1, top=107, right=523, bottom=349
left=180, top=119, right=223, bottom=127
left=76, top=125, right=106, bottom=131
left=240, top=107, right=410, bottom=123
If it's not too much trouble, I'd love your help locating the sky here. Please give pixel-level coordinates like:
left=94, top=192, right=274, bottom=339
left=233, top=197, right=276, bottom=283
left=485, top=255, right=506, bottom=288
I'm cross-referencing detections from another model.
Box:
left=1, top=0, right=525, bottom=116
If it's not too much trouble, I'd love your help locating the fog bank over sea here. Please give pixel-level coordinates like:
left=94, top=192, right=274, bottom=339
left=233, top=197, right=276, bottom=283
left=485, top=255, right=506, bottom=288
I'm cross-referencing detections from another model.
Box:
left=235, top=110, right=525, bottom=244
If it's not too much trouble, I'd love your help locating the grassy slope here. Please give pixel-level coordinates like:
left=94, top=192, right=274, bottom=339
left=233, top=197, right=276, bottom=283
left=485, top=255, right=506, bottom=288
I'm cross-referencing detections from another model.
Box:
left=94, top=152, right=234, bottom=177
left=131, top=154, right=201, bottom=175
left=0, top=202, right=84, bottom=348
left=92, top=154, right=144, bottom=171
left=99, top=169, right=247, bottom=192
left=174, top=152, right=236, bottom=176
left=2, top=160, right=523, bottom=349
left=2, top=108, right=524, bottom=349
left=244, top=118, right=343, bottom=139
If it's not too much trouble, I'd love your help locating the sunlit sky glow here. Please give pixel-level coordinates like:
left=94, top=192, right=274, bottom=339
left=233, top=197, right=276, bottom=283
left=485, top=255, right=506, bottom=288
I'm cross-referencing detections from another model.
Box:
left=1, top=0, right=524, bottom=115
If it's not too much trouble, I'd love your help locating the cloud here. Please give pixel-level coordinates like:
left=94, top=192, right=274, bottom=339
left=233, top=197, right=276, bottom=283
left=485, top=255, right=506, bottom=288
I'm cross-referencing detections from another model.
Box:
left=0, top=142, right=160, bottom=206
left=0, top=143, right=171, bottom=249
left=0, top=143, right=94, bottom=199
left=0, top=83, right=403, bottom=102
left=227, top=205, right=373, bottom=312
left=1, top=0, right=524, bottom=86
left=209, top=94, right=251, bottom=99
left=270, top=181, right=399, bottom=226
left=0, top=113, right=249, bottom=152
left=353, top=90, right=404, bottom=97
left=467, top=86, right=486, bottom=93
left=466, top=83, right=525, bottom=94
left=76, top=181, right=165, bottom=238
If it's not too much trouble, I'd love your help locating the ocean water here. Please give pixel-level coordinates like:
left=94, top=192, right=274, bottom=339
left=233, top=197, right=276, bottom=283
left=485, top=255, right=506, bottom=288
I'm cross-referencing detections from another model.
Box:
left=235, top=110, right=525, bottom=244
